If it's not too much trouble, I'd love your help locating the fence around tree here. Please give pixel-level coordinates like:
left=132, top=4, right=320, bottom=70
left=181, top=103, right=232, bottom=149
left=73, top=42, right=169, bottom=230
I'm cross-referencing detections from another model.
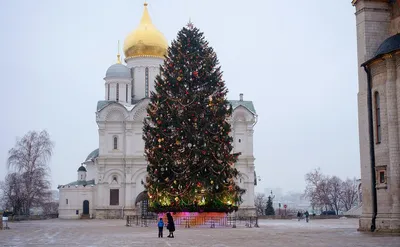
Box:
left=126, top=215, right=259, bottom=228
left=2, top=214, right=58, bottom=221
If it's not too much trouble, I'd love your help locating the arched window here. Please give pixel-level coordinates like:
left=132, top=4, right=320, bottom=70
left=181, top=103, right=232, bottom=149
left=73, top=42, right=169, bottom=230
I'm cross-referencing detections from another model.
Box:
left=107, top=84, right=110, bottom=100
left=113, top=136, right=118, bottom=150
left=126, top=84, right=128, bottom=102
left=145, top=67, right=149, bottom=98
left=375, top=92, right=381, bottom=144
left=116, top=83, right=119, bottom=101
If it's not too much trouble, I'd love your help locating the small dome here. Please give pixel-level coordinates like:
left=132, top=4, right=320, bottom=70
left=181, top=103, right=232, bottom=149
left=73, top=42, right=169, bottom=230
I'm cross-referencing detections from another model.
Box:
left=86, top=148, right=99, bottom=161
left=77, top=166, right=87, bottom=172
left=105, top=63, right=131, bottom=78
left=374, top=33, right=400, bottom=57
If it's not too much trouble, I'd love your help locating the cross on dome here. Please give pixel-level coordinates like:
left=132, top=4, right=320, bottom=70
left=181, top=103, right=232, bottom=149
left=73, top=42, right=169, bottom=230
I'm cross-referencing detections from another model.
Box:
left=116, top=40, right=121, bottom=64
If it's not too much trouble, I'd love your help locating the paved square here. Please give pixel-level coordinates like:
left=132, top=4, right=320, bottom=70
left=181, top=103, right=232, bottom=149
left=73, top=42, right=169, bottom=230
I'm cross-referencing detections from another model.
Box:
left=0, top=218, right=399, bottom=246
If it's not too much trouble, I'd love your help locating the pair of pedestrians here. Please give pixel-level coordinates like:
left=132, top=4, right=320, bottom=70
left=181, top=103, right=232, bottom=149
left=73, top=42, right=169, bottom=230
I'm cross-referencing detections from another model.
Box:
left=158, top=212, right=175, bottom=238
left=297, top=210, right=310, bottom=222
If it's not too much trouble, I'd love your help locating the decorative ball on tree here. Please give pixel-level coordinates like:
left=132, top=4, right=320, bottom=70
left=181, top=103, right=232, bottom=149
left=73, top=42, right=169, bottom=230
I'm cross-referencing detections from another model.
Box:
left=143, top=22, right=245, bottom=213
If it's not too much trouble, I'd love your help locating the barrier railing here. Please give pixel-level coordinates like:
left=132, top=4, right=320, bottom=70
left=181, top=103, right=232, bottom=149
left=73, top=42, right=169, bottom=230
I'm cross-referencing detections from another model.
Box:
left=126, top=215, right=259, bottom=228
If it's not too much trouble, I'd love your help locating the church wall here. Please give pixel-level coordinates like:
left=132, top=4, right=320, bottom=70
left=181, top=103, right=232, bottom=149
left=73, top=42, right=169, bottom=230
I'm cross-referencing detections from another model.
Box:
left=132, top=167, right=147, bottom=200
left=95, top=168, right=125, bottom=214
left=110, top=84, right=116, bottom=101
left=148, top=66, right=159, bottom=95
left=390, top=1, right=400, bottom=35
left=86, top=161, right=96, bottom=181
left=391, top=16, right=400, bottom=35
left=232, top=107, right=255, bottom=157
left=358, top=53, right=400, bottom=231
left=131, top=124, right=146, bottom=156
left=234, top=126, right=246, bottom=155
left=370, top=61, right=393, bottom=219
left=235, top=159, right=255, bottom=208
left=104, top=78, right=131, bottom=103
left=231, top=107, right=256, bottom=214
left=58, top=187, right=94, bottom=219
left=120, top=82, right=127, bottom=103
left=93, top=161, right=149, bottom=218
left=77, top=171, right=86, bottom=181
left=133, top=67, right=146, bottom=100
left=353, top=0, right=392, bottom=231
left=104, top=123, right=125, bottom=158
left=126, top=57, right=163, bottom=101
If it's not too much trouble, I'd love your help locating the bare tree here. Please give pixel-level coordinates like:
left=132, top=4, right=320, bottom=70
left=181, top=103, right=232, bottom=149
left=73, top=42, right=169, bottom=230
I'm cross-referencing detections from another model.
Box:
left=7, top=130, right=53, bottom=173
left=304, top=169, right=360, bottom=215
left=254, top=193, right=268, bottom=216
left=304, top=168, right=331, bottom=211
left=42, top=201, right=59, bottom=215
left=340, top=178, right=359, bottom=211
left=327, top=176, right=343, bottom=215
left=2, top=130, right=54, bottom=215
left=0, top=173, right=24, bottom=213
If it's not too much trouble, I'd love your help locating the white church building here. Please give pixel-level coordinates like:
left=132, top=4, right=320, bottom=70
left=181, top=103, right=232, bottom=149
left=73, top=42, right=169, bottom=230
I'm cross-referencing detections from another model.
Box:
left=58, top=3, right=258, bottom=219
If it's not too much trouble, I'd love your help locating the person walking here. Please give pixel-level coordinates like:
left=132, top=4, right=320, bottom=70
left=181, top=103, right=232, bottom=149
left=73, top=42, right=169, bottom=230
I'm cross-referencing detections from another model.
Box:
left=166, top=212, right=175, bottom=238
left=157, top=218, right=164, bottom=238
left=2, top=210, right=9, bottom=229
left=297, top=211, right=301, bottom=221
left=304, top=210, right=310, bottom=223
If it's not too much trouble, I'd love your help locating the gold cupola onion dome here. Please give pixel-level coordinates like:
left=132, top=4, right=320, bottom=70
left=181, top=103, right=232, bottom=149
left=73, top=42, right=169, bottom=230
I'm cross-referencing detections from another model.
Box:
left=123, top=3, right=168, bottom=59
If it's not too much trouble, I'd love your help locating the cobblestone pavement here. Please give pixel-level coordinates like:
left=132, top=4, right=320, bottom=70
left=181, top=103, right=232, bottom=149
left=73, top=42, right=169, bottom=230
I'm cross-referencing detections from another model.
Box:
left=0, top=218, right=399, bottom=247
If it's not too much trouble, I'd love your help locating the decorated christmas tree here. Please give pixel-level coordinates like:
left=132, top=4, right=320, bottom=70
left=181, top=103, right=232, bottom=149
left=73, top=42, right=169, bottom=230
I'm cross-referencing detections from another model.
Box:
left=143, top=22, right=245, bottom=213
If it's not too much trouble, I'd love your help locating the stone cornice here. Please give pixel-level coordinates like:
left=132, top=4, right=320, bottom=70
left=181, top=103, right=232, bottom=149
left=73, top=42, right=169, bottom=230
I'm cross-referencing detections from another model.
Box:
left=352, top=0, right=390, bottom=7
left=58, top=185, right=95, bottom=190
left=97, top=156, right=147, bottom=163
left=104, top=78, right=131, bottom=83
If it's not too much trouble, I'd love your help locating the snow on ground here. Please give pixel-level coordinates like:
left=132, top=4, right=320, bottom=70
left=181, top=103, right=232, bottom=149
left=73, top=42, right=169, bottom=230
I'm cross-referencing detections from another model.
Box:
left=0, top=218, right=399, bottom=247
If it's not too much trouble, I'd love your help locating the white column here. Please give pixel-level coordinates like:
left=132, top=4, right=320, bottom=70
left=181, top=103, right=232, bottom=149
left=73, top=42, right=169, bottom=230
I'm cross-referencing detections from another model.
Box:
left=105, top=83, right=108, bottom=100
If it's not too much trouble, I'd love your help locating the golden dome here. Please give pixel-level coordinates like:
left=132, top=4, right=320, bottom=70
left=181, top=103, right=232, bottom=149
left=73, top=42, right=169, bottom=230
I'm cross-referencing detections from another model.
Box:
left=123, top=3, right=168, bottom=59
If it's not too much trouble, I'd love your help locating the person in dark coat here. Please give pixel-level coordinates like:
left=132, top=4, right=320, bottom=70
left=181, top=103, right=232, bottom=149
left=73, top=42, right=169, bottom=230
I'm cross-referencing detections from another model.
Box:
left=304, top=210, right=310, bottom=223
left=166, top=212, right=175, bottom=238
left=2, top=210, right=9, bottom=229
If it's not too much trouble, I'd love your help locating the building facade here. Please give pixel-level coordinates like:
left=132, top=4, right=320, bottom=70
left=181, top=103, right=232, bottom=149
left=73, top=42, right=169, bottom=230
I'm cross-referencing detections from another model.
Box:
left=58, top=3, right=258, bottom=219
left=352, top=0, right=400, bottom=232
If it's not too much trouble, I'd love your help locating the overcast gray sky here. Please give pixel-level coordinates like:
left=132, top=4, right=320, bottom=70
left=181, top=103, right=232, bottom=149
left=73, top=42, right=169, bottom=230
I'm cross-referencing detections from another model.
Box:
left=0, top=0, right=359, bottom=194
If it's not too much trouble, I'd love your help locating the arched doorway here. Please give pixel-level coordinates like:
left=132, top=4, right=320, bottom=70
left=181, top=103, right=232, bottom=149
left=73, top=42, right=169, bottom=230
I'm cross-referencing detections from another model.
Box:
left=83, top=200, right=89, bottom=215
left=135, top=191, right=150, bottom=216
